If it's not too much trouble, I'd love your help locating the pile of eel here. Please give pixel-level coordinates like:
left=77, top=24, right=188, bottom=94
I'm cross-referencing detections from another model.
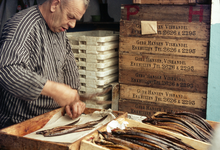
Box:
left=36, top=115, right=107, bottom=137
left=96, top=127, right=195, bottom=150
left=142, top=111, right=213, bottom=143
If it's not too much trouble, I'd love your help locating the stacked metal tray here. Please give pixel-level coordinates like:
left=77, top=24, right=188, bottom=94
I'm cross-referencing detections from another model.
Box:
left=67, top=30, right=119, bottom=109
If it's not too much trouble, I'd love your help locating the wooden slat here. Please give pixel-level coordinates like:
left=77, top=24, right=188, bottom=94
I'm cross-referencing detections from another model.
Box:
left=0, top=133, right=68, bottom=150
left=120, top=21, right=210, bottom=41
left=118, top=99, right=206, bottom=118
left=119, top=69, right=207, bottom=93
left=121, top=4, right=211, bottom=24
left=120, top=36, right=209, bottom=58
left=120, top=84, right=206, bottom=109
left=119, top=53, right=208, bottom=77
left=0, top=108, right=61, bottom=136
left=133, top=0, right=196, bottom=4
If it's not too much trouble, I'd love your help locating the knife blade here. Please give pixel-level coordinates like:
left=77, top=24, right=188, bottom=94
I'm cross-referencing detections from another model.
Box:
left=79, top=86, right=112, bottom=102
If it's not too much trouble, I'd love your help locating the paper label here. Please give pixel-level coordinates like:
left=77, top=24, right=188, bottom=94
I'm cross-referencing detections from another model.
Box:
left=141, top=21, right=157, bottom=35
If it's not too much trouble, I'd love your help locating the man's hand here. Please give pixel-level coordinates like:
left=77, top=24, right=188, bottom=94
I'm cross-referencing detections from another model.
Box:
left=65, top=100, right=85, bottom=119
left=41, top=80, right=85, bottom=118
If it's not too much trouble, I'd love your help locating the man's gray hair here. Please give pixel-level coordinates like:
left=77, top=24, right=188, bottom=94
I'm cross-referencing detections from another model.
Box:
left=61, top=0, right=90, bottom=9
left=83, top=0, right=90, bottom=9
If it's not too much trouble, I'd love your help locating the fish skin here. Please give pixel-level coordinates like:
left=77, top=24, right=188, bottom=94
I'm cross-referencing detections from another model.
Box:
left=39, top=115, right=108, bottom=137
left=153, top=122, right=202, bottom=140
left=130, top=127, right=181, bottom=142
left=174, top=112, right=213, bottom=132
left=113, top=128, right=193, bottom=150
left=130, top=127, right=195, bottom=149
left=98, top=131, right=149, bottom=150
left=70, top=127, right=94, bottom=132
left=144, top=116, right=209, bottom=142
left=36, top=118, right=80, bottom=135
left=154, top=126, right=190, bottom=136
left=144, top=112, right=213, bottom=142
left=154, top=111, right=213, bottom=134
left=114, top=134, right=168, bottom=150
left=118, top=137, right=165, bottom=150
left=98, top=127, right=195, bottom=150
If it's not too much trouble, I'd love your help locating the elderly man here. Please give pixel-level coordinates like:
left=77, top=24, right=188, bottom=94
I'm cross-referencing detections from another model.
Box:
left=0, top=0, right=89, bottom=129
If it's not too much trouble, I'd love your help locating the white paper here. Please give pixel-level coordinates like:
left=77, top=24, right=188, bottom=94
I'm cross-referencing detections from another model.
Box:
left=141, top=21, right=157, bottom=35
left=24, top=109, right=115, bottom=143
left=106, top=120, right=129, bottom=133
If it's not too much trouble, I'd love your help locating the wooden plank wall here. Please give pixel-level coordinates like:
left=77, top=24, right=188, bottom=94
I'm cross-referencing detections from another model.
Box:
left=118, top=3, right=211, bottom=118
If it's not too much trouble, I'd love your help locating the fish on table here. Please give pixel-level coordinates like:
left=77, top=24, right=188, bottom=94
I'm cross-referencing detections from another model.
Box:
left=36, top=115, right=108, bottom=137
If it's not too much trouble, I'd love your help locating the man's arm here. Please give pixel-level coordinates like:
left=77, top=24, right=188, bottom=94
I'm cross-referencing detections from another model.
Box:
left=58, top=34, right=85, bottom=118
left=41, top=80, right=85, bottom=118
left=41, top=80, right=78, bottom=106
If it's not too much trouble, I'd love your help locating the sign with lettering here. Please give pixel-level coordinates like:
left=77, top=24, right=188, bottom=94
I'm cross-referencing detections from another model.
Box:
left=119, top=70, right=207, bottom=93
left=119, top=54, right=208, bottom=77
left=120, top=37, right=208, bottom=58
left=120, top=21, right=210, bottom=41
left=120, top=84, right=206, bottom=109
left=121, top=4, right=211, bottom=24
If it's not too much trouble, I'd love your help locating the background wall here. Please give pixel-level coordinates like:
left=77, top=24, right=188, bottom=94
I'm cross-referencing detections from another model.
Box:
left=0, top=0, right=45, bottom=35
left=207, top=0, right=220, bottom=122
left=83, top=0, right=133, bottom=22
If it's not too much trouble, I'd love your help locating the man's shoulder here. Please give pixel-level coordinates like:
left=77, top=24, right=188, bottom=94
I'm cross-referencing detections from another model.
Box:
left=10, top=6, right=42, bottom=24
left=1, top=6, right=44, bottom=41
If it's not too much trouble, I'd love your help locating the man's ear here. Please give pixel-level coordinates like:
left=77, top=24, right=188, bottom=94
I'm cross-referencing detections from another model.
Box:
left=50, top=0, right=61, bottom=13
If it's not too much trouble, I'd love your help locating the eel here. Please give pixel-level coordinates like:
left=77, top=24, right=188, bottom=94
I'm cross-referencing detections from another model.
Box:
left=112, top=128, right=195, bottom=150
left=37, top=115, right=107, bottom=137
left=174, top=112, right=213, bottom=133
left=114, top=134, right=168, bottom=150
left=143, top=116, right=209, bottom=142
left=36, top=118, right=80, bottom=135
left=98, top=131, right=149, bottom=150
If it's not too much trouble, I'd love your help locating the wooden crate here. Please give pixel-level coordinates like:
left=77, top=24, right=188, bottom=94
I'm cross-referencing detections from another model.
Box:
left=121, top=4, right=211, bottom=23
left=120, top=84, right=206, bottom=109
left=119, top=53, right=208, bottom=77
left=120, top=20, right=210, bottom=40
left=80, top=118, right=215, bottom=150
left=120, top=36, right=209, bottom=58
left=119, top=69, right=207, bottom=93
left=119, top=99, right=206, bottom=118
left=0, top=108, right=126, bottom=150
left=133, top=0, right=210, bottom=4
left=118, top=3, right=210, bottom=118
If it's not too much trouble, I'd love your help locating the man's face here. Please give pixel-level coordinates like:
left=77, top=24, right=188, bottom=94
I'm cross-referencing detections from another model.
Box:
left=49, top=0, right=86, bottom=33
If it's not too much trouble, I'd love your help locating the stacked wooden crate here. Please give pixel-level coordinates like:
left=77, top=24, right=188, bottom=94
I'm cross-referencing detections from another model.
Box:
left=118, top=1, right=211, bottom=118
left=67, top=30, right=119, bottom=109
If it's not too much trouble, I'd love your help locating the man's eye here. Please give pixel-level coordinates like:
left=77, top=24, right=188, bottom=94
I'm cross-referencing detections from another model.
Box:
left=68, top=16, right=75, bottom=19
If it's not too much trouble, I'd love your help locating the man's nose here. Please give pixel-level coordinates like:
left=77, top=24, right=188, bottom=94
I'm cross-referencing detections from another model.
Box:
left=68, top=20, right=76, bottom=28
